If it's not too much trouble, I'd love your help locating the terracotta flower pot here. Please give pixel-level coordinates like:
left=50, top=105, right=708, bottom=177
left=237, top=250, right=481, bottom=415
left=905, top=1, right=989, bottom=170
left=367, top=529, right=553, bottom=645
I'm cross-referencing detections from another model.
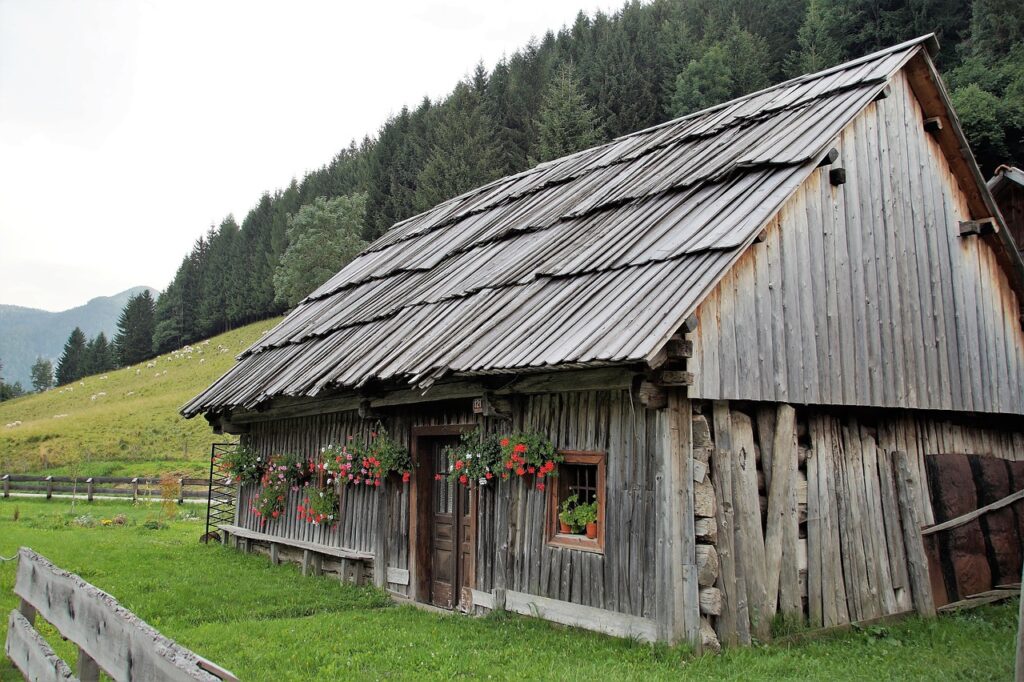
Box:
left=586, top=522, right=598, bottom=539
left=559, top=521, right=572, bottom=534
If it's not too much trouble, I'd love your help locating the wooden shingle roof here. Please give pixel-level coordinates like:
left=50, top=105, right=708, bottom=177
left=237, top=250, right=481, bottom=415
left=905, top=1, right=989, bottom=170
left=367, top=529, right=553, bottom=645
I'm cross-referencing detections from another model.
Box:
left=183, top=36, right=934, bottom=418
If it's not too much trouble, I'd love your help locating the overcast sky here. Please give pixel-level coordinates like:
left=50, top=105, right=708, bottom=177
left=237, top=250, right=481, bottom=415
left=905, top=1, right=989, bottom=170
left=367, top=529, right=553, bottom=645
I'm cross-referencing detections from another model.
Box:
left=0, top=0, right=615, bottom=312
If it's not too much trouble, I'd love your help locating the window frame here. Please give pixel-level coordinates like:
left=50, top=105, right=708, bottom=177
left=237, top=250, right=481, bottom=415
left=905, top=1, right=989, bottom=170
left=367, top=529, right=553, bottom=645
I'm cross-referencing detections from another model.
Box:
left=546, top=450, right=606, bottom=553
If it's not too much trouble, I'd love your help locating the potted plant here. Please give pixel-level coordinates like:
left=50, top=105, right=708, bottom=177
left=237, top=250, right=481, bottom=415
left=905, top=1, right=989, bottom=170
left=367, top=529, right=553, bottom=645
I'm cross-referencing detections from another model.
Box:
left=575, top=501, right=598, bottom=539
left=558, top=494, right=581, bottom=534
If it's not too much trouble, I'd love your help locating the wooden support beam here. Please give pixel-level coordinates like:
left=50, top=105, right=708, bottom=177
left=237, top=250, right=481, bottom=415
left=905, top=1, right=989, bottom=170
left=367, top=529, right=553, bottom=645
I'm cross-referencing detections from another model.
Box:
left=681, top=314, right=699, bottom=333
left=666, top=338, right=693, bottom=360
left=653, top=370, right=694, bottom=387
left=892, top=451, right=936, bottom=618
left=358, top=400, right=383, bottom=420
left=637, top=381, right=667, bottom=409
left=829, top=168, right=847, bottom=186
left=923, top=116, right=943, bottom=134
left=754, top=228, right=768, bottom=243
left=958, top=218, right=998, bottom=237
left=269, top=542, right=279, bottom=565
left=874, top=84, right=891, bottom=101
left=77, top=648, right=100, bottom=682
left=373, top=483, right=390, bottom=588
left=817, top=148, right=839, bottom=167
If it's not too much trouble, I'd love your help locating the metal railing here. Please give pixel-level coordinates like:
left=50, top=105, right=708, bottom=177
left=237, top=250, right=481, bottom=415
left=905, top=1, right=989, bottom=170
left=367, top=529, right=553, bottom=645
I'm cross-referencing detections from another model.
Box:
left=205, top=443, right=239, bottom=542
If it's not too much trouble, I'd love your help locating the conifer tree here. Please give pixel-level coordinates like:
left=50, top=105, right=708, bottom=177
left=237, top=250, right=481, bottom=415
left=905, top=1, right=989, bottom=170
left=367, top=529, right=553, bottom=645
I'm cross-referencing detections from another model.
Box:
left=785, top=0, right=843, bottom=78
left=114, top=290, right=156, bottom=366
left=56, top=327, right=88, bottom=385
left=535, top=63, right=604, bottom=162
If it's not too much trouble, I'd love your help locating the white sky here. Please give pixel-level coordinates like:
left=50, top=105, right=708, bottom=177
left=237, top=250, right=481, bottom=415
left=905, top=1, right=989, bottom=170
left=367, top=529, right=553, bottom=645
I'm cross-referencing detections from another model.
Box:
left=0, top=0, right=615, bottom=312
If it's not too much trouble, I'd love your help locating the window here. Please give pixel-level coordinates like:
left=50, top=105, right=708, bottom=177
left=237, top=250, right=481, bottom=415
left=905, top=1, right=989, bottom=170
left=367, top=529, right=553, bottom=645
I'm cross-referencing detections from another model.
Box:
left=546, top=451, right=605, bottom=552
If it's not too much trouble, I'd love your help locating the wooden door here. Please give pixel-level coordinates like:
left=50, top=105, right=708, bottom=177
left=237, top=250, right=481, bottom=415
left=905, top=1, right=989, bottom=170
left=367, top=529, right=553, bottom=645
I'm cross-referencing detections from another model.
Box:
left=429, top=437, right=459, bottom=609
left=412, top=428, right=476, bottom=611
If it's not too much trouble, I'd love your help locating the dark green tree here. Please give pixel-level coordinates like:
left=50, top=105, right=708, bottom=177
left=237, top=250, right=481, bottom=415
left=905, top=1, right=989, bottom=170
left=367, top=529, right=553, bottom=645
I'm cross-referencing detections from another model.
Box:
left=273, top=194, right=369, bottom=307
left=785, top=0, right=843, bottom=77
left=114, top=290, right=156, bottom=366
left=30, top=357, right=54, bottom=392
left=83, top=332, right=116, bottom=376
left=535, top=63, right=605, bottom=162
left=56, top=327, right=88, bottom=385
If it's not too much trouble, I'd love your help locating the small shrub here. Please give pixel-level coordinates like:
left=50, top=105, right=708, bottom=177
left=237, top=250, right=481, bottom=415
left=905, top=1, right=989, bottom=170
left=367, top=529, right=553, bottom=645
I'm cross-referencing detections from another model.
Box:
left=112, top=513, right=127, bottom=525
left=142, top=519, right=166, bottom=530
left=72, top=514, right=96, bottom=528
left=159, top=473, right=178, bottom=519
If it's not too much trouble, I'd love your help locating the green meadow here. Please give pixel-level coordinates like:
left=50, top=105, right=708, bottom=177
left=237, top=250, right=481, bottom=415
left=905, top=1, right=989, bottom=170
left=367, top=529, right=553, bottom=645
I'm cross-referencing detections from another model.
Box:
left=0, top=498, right=1016, bottom=680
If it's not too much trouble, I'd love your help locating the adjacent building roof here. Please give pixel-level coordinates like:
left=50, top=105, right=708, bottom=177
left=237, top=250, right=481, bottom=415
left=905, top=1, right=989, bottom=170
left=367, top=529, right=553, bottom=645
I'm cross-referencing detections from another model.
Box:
left=183, top=36, right=939, bottom=418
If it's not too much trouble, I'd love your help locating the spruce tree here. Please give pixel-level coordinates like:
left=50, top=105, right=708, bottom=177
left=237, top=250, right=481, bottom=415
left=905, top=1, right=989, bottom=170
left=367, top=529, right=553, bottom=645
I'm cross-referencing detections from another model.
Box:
left=114, top=290, right=156, bottom=366
left=785, top=0, right=843, bottom=78
left=56, top=327, right=88, bottom=385
left=535, top=63, right=604, bottom=162
left=30, top=357, right=54, bottom=392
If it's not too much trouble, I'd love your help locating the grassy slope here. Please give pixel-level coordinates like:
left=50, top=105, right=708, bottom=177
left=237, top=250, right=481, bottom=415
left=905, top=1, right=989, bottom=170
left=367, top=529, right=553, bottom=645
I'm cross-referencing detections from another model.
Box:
left=0, top=498, right=1017, bottom=680
left=0, top=318, right=281, bottom=478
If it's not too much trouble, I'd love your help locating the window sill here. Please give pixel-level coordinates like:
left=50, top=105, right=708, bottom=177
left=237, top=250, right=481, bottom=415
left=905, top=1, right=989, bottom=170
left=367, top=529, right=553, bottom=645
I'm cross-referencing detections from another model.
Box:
left=548, top=533, right=603, bottom=554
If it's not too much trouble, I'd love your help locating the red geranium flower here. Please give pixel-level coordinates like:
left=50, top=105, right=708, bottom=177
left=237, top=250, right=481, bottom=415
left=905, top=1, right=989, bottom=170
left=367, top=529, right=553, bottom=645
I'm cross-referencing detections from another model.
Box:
left=527, top=466, right=536, bottom=474
left=500, top=438, right=510, bottom=447
left=485, top=472, right=493, bottom=479
left=501, top=473, right=509, bottom=480
left=536, top=483, right=545, bottom=492
left=454, top=460, right=464, bottom=470
left=459, top=474, right=468, bottom=485
left=402, top=471, right=411, bottom=483
left=505, top=460, right=514, bottom=470
left=515, top=467, right=526, bottom=476
left=434, top=473, right=443, bottom=480
left=513, top=443, right=527, bottom=453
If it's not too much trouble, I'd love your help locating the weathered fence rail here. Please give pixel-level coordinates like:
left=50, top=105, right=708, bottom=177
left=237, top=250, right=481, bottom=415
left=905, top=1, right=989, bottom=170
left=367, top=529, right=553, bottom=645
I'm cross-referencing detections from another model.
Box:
left=5, top=547, right=237, bottom=682
left=1, top=474, right=210, bottom=502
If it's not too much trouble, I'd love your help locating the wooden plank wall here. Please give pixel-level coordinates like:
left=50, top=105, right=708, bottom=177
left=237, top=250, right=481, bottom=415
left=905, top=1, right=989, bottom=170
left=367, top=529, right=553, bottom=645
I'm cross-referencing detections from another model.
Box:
left=240, top=402, right=477, bottom=595
left=473, top=389, right=660, bottom=620
left=705, top=399, right=1023, bottom=642
left=991, top=177, right=1024, bottom=258
left=691, top=70, right=1024, bottom=416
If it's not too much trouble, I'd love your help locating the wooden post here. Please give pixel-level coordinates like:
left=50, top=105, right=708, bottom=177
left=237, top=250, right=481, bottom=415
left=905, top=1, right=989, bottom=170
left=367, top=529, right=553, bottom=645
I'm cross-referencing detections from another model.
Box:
left=77, top=647, right=100, bottom=682
left=892, top=451, right=935, bottom=617
left=373, top=482, right=389, bottom=588
left=656, top=391, right=700, bottom=649
left=45, top=475, right=53, bottom=499
left=1016, top=559, right=1024, bottom=681
left=86, top=478, right=94, bottom=502
left=2, top=474, right=9, bottom=498
left=269, top=542, right=279, bottom=565
left=312, top=553, right=323, bottom=577
left=131, top=477, right=139, bottom=502
left=302, top=550, right=313, bottom=576
left=493, top=587, right=507, bottom=612
left=177, top=478, right=185, bottom=504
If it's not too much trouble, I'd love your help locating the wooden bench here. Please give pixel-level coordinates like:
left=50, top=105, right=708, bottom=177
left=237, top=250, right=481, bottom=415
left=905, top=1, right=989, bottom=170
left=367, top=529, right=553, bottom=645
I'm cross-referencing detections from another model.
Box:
left=217, top=524, right=374, bottom=560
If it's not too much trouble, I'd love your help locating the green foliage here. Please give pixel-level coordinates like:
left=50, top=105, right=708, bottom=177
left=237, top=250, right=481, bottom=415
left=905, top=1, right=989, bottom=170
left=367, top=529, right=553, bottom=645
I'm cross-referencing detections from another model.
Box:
left=443, top=427, right=503, bottom=487
left=344, top=426, right=412, bottom=486
left=29, top=357, right=53, bottom=393
left=297, top=485, right=340, bottom=526
left=251, top=460, right=289, bottom=524
left=557, top=493, right=596, bottom=533
left=221, top=443, right=266, bottom=485
left=83, top=331, right=117, bottom=376
left=273, top=194, right=368, bottom=308
left=670, top=43, right=735, bottom=116
left=55, top=327, right=88, bottom=386
left=114, top=290, right=156, bottom=366
left=785, top=0, right=843, bottom=78
left=535, top=63, right=605, bottom=162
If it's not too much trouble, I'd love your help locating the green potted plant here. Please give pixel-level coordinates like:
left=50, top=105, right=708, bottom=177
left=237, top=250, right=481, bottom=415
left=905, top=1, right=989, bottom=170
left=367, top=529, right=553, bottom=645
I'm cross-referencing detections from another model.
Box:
left=575, top=501, right=598, bottom=539
left=558, top=494, right=581, bottom=534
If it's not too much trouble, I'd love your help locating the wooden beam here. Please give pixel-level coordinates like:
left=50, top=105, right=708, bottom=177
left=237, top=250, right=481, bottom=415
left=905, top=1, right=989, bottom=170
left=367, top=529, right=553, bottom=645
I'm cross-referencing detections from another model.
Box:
left=666, top=338, right=693, bottom=360
left=874, top=84, right=891, bottom=101
left=636, top=381, right=667, bottom=409
left=829, top=168, right=847, bottom=186
left=922, top=487, right=1024, bottom=536
left=681, top=314, right=699, bottom=333
left=923, top=116, right=943, bottom=134
left=958, top=218, right=998, bottom=237
left=817, top=148, right=839, bottom=167
left=373, top=483, right=390, bottom=588
left=892, top=451, right=936, bottom=617
left=653, top=370, right=694, bottom=387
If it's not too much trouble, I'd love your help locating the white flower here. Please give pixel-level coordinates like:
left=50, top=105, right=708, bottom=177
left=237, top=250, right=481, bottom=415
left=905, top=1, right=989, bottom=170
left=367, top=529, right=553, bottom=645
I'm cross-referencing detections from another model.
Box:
left=479, top=478, right=487, bottom=486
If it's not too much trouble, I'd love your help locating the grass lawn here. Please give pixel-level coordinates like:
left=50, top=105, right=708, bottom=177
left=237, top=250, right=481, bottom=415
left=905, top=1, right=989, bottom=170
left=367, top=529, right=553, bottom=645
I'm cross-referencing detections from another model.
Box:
left=0, top=318, right=281, bottom=479
left=0, top=497, right=1017, bottom=680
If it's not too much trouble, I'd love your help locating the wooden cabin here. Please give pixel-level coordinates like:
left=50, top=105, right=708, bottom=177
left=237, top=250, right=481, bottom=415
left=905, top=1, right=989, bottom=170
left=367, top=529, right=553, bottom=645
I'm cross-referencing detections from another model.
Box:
left=990, top=165, right=1024, bottom=257
left=184, top=35, right=1024, bottom=651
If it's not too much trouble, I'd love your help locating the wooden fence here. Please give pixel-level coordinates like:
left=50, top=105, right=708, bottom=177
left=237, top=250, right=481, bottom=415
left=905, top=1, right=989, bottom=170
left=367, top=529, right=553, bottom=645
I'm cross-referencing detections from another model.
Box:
left=1, top=474, right=209, bottom=502
left=5, top=547, right=236, bottom=681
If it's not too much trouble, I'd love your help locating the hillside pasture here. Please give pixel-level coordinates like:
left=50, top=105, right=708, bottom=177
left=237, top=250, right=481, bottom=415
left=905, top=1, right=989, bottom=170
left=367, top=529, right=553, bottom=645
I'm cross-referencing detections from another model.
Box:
left=0, top=319, right=281, bottom=478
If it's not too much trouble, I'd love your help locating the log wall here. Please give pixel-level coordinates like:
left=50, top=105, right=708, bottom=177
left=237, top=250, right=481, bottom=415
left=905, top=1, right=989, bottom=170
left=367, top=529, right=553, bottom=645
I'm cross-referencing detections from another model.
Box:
left=704, top=398, right=1023, bottom=641
left=691, top=70, right=1024, bottom=416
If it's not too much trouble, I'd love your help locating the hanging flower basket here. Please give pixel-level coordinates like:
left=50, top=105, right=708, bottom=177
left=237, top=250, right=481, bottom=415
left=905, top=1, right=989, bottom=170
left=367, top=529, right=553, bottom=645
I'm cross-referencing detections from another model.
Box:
left=251, top=459, right=289, bottom=525
left=499, top=431, right=562, bottom=491
left=443, top=428, right=502, bottom=488
left=323, top=425, right=412, bottom=487
left=222, top=444, right=265, bottom=486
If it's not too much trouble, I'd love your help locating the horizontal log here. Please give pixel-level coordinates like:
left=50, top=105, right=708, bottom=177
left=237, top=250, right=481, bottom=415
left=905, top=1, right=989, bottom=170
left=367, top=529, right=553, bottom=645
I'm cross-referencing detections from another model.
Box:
left=699, top=587, right=722, bottom=616
left=501, top=590, right=658, bottom=642
left=653, top=370, right=694, bottom=387
left=694, top=479, right=716, bottom=518
left=637, top=381, right=667, bottom=409
left=697, top=544, right=719, bottom=587
left=922, top=488, right=1024, bottom=536
left=695, top=516, right=718, bottom=543
left=219, top=525, right=373, bottom=560
left=5, top=609, right=76, bottom=682
left=665, top=338, right=693, bottom=360
left=14, top=548, right=229, bottom=681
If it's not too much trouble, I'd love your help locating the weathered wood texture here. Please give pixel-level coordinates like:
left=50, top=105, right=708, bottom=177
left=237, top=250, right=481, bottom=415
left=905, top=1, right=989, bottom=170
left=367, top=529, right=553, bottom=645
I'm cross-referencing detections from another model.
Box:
left=706, top=401, right=1013, bottom=642
left=10, top=548, right=228, bottom=681
left=5, top=610, right=77, bottom=682
left=473, top=390, right=661, bottom=620
left=691, top=70, right=1024, bottom=416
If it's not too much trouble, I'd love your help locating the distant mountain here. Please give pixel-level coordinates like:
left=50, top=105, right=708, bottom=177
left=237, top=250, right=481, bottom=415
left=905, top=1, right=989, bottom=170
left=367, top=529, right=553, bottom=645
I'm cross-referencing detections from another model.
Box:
left=0, top=286, right=157, bottom=387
